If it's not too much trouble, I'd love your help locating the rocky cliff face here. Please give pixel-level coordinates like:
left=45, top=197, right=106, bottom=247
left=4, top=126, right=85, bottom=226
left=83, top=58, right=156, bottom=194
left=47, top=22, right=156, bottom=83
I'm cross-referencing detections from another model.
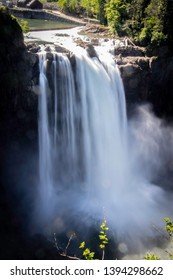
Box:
left=0, top=8, right=39, bottom=259
left=0, top=8, right=37, bottom=119
left=110, top=45, right=173, bottom=119
left=0, top=10, right=73, bottom=259
left=23, top=41, right=173, bottom=120
left=149, top=55, right=173, bottom=117
left=114, top=46, right=151, bottom=107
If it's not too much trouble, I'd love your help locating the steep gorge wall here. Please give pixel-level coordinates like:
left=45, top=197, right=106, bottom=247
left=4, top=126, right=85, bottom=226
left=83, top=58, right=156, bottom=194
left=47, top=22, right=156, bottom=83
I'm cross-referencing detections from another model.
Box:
left=114, top=45, right=173, bottom=118
left=0, top=9, right=39, bottom=259
left=0, top=9, right=37, bottom=119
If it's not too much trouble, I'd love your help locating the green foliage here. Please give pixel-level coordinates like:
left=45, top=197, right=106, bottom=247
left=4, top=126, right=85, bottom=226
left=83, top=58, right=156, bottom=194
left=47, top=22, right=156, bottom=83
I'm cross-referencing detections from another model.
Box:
left=79, top=241, right=96, bottom=260
left=96, top=0, right=107, bottom=24
left=144, top=253, right=160, bottom=260
left=58, top=0, right=83, bottom=14
left=0, top=6, right=23, bottom=40
left=81, top=0, right=98, bottom=17
left=56, top=0, right=173, bottom=48
left=105, top=0, right=128, bottom=35
left=163, top=218, right=173, bottom=237
left=79, top=219, right=109, bottom=260
left=99, top=219, right=109, bottom=248
left=11, top=15, right=30, bottom=33
left=105, top=0, right=171, bottom=48
left=0, top=5, right=8, bottom=13
left=144, top=217, right=173, bottom=260
left=57, top=0, right=106, bottom=21
left=0, top=6, right=29, bottom=34
left=18, top=19, right=30, bottom=33
left=138, top=0, right=167, bottom=46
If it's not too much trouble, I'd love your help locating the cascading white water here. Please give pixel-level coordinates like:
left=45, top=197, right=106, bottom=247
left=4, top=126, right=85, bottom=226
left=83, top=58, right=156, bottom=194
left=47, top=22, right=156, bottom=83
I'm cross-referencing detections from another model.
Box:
left=52, top=53, right=78, bottom=184
left=38, top=46, right=172, bottom=252
left=74, top=52, right=129, bottom=198
left=38, top=51, right=54, bottom=218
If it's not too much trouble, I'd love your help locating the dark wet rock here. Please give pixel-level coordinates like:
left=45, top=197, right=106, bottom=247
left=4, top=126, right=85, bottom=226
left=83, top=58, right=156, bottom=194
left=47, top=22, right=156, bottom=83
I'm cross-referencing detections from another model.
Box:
left=86, top=44, right=98, bottom=58
left=149, top=56, right=173, bottom=117
left=113, top=45, right=151, bottom=105
left=54, top=44, right=69, bottom=53
left=44, top=45, right=52, bottom=52
left=0, top=10, right=39, bottom=260
left=120, top=63, right=139, bottom=78
left=82, top=24, right=111, bottom=37
left=55, top=33, right=70, bottom=37
left=114, top=45, right=146, bottom=57
left=26, top=43, right=41, bottom=53
left=74, top=38, right=88, bottom=48
left=115, top=45, right=173, bottom=117
left=27, top=51, right=38, bottom=66
left=90, top=38, right=99, bottom=46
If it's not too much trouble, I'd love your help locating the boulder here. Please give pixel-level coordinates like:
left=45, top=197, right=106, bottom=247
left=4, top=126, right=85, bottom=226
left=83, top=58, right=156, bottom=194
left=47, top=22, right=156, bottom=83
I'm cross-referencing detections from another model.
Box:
left=114, top=45, right=146, bottom=57
left=90, top=38, right=99, bottom=46
left=120, top=63, right=139, bottom=78
left=86, top=44, right=98, bottom=58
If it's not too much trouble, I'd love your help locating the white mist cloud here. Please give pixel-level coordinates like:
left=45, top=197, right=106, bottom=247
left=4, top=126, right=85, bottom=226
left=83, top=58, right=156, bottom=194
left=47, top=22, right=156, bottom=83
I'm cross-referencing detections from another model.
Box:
left=36, top=49, right=173, bottom=257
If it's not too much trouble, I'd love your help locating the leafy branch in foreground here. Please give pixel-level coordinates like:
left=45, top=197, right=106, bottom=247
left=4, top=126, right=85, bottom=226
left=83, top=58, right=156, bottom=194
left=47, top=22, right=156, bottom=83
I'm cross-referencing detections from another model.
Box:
left=99, top=219, right=109, bottom=259
left=144, top=253, right=160, bottom=260
left=144, top=216, right=173, bottom=260
left=163, top=218, right=173, bottom=238
left=79, top=219, right=109, bottom=260
left=79, top=241, right=96, bottom=260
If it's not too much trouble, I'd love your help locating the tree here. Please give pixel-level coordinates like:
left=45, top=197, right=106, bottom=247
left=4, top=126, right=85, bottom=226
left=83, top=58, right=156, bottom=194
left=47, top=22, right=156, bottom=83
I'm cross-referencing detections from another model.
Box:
left=105, top=0, right=128, bottom=35
left=56, top=0, right=173, bottom=49
left=97, top=0, right=107, bottom=24
left=139, top=0, right=167, bottom=46
left=58, top=0, right=82, bottom=14
left=81, top=0, right=99, bottom=18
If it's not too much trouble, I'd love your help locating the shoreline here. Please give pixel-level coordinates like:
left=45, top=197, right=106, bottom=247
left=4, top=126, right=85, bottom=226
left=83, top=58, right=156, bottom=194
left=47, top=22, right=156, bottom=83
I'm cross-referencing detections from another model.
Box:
left=28, top=26, right=79, bottom=32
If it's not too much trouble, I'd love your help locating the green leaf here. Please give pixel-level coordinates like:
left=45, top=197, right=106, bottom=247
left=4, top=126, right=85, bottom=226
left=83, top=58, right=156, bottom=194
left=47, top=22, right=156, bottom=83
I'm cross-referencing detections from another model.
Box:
left=144, top=253, right=160, bottom=260
left=102, top=240, right=108, bottom=244
left=79, top=241, right=85, bottom=249
left=83, top=248, right=90, bottom=256
left=99, top=235, right=106, bottom=240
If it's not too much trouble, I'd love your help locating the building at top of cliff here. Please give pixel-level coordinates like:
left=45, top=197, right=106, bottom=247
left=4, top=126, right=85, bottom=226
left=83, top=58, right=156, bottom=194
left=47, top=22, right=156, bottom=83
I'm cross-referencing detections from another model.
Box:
left=27, top=0, right=43, bottom=9
left=17, top=0, right=43, bottom=9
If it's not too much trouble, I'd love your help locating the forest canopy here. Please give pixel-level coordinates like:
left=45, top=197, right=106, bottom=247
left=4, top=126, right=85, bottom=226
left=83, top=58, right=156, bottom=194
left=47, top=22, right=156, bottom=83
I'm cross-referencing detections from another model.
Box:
left=56, top=0, right=173, bottom=48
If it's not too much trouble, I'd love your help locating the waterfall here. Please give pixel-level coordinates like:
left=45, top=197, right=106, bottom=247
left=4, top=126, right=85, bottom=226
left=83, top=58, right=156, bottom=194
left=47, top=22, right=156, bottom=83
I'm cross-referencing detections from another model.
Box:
left=38, top=51, right=53, bottom=217
left=38, top=47, right=170, bottom=247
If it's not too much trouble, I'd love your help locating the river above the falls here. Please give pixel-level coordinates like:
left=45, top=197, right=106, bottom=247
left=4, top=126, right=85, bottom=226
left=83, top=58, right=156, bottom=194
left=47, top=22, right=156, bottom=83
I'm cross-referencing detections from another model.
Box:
left=25, top=26, right=125, bottom=53
left=25, top=26, right=85, bottom=43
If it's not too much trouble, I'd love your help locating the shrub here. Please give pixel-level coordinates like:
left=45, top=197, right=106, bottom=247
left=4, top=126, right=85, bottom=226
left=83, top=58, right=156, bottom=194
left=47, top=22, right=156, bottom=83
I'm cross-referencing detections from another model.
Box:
left=79, top=219, right=109, bottom=260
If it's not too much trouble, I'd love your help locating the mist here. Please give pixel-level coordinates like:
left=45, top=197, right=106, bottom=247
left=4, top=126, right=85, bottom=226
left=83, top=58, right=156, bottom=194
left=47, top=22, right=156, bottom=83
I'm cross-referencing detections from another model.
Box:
left=33, top=49, right=173, bottom=258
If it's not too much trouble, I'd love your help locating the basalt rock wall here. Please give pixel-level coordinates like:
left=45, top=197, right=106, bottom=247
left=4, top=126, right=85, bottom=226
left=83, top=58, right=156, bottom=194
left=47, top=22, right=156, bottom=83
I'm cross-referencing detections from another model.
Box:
left=115, top=45, right=173, bottom=118
left=0, top=9, right=39, bottom=259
